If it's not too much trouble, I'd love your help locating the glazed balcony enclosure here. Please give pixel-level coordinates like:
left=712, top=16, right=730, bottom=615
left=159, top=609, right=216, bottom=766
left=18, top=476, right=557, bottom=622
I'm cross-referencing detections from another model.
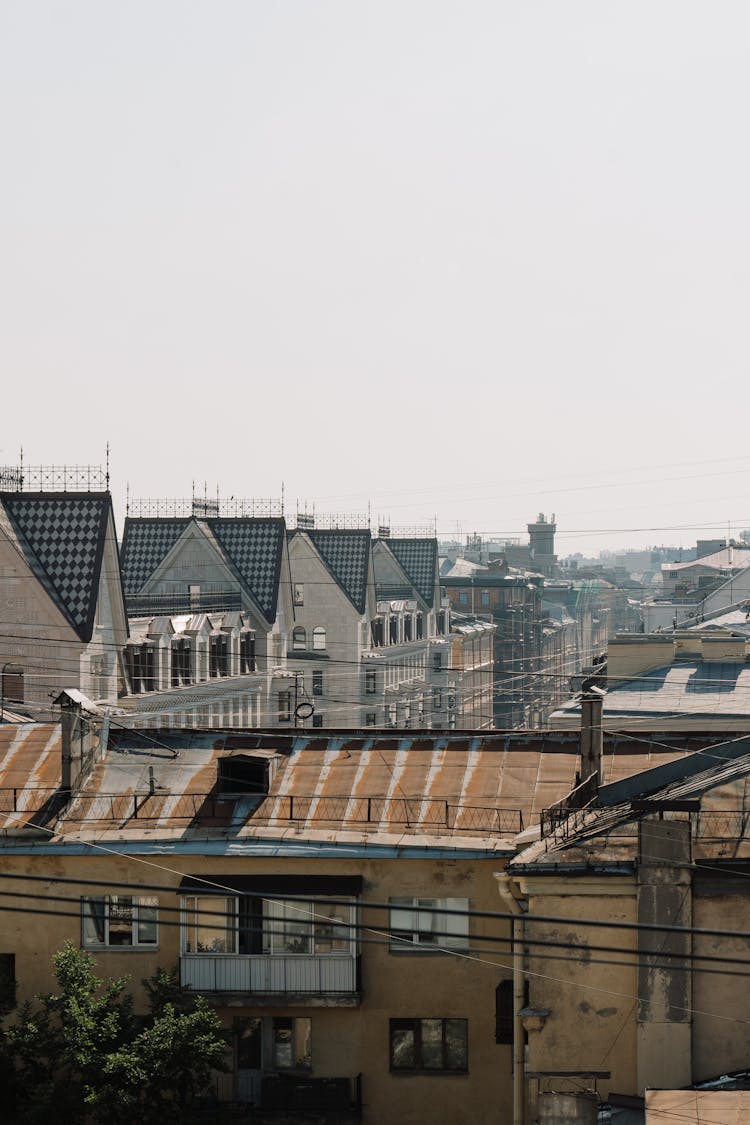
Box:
left=179, top=875, right=361, bottom=1006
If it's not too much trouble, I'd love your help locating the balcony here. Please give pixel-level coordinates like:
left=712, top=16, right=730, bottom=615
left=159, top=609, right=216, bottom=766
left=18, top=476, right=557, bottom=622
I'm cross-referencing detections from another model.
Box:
left=181, top=954, right=360, bottom=1006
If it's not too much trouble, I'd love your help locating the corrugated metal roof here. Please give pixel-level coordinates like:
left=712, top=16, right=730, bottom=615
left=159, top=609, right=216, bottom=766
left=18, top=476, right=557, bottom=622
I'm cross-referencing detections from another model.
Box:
left=52, top=729, right=705, bottom=846
left=0, top=723, right=63, bottom=829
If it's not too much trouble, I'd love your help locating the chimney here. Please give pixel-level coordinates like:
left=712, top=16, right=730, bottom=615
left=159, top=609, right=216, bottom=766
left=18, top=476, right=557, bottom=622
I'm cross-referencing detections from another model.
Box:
left=579, top=687, right=604, bottom=789
left=59, top=693, right=84, bottom=792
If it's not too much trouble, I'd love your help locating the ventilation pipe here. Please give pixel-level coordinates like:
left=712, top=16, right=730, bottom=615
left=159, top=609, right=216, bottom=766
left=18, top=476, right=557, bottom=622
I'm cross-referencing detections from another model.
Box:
left=579, top=686, right=604, bottom=790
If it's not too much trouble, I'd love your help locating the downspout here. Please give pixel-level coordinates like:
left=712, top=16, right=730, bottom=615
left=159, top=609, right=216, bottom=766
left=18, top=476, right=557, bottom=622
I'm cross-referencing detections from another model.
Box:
left=495, top=872, right=527, bottom=1125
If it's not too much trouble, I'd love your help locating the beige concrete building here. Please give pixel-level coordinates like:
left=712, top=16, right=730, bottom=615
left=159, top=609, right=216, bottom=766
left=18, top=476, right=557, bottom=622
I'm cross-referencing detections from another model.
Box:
left=504, top=711, right=750, bottom=1124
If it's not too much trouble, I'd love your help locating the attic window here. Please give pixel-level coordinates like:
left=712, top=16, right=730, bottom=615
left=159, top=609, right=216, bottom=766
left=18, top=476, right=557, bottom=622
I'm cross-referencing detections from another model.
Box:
left=218, top=756, right=269, bottom=797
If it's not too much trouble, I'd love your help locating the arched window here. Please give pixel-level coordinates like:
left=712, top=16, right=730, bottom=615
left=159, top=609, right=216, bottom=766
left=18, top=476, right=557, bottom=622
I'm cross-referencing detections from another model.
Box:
left=292, top=627, right=307, bottom=651
left=312, top=627, right=326, bottom=651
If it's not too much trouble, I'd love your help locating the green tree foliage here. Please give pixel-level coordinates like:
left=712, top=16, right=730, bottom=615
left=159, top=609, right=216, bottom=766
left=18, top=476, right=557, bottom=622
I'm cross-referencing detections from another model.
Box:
left=0, top=944, right=228, bottom=1124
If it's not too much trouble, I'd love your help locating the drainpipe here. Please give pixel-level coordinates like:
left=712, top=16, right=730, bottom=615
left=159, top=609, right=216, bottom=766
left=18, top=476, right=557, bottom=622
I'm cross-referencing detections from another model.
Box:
left=495, top=872, right=527, bottom=1125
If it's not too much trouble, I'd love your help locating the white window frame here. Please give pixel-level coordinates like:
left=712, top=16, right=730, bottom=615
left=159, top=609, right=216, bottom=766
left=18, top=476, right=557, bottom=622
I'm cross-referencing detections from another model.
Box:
left=388, top=897, right=469, bottom=952
left=81, top=895, right=159, bottom=949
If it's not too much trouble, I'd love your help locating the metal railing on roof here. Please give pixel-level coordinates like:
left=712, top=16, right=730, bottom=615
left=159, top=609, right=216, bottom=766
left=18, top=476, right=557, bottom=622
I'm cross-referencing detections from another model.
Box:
left=127, top=497, right=283, bottom=519
left=0, top=465, right=107, bottom=492
left=34, top=789, right=524, bottom=834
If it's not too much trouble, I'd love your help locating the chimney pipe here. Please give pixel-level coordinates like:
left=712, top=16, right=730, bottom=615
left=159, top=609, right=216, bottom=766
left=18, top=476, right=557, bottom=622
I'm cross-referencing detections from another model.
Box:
left=580, top=688, right=604, bottom=789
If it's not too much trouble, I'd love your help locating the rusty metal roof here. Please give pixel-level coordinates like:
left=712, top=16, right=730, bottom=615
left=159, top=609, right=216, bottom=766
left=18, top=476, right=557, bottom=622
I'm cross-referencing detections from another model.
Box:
left=52, top=728, right=712, bottom=847
left=0, top=723, right=63, bottom=830
left=646, top=1088, right=750, bottom=1124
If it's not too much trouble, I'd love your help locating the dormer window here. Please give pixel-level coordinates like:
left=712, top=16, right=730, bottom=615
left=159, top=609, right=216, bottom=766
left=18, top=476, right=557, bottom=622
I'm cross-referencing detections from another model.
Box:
left=217, top=755, right=269, bottom=797
left=240, top=631, right=256, bottom=674
left=172, top=638, right=191, bottom=687
left=210, top=635, right=229, bottom=678
left=129, top=644, right=156, bottom=694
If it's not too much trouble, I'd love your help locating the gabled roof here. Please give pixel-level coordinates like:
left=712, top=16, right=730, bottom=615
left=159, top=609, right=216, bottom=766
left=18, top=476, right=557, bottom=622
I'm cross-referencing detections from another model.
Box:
left=2, top=493, right=111, bottom=642
left=384, top=538, right=438, bottom=607
left=120, top=517, right=286, bottom=622
left=307, top=530, right=371, bottom=614
left=205, top=518, right=285, bottom=622
left=120, top=518, right=190, bottom=595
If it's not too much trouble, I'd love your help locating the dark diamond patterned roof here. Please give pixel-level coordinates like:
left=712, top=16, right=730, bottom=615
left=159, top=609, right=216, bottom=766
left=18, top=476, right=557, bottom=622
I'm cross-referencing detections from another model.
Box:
left=308, top=530, right=371, bottom=614
left=386, top=539, right=438, bottom=607
left=207, top=519, right=285, bottom=622
left=120, top=519, right=190, bottom=595
left=3, top=493, right=110, bottom=641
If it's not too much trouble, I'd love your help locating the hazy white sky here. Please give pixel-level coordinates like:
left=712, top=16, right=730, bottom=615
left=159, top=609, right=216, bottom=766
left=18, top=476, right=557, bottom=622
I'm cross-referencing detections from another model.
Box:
left=3, top=2, right=750, bottom=555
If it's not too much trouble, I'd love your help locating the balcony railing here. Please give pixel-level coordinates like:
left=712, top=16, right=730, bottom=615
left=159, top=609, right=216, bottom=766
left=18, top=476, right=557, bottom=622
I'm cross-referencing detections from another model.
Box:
left=181, top=953, right=358, bottom=995
left=261, top=1073, right=362, bottom=1116
left=125, top=590, right=242, bottom=616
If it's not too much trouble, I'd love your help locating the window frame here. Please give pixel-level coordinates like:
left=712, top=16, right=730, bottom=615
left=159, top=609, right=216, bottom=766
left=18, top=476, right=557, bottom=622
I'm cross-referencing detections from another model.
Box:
left=388, top=897, right=469, bottom=953
left=292, top=626, right=307, bottom=652
left=81, top=895, right=159, bottom=950
left=389, top=1018, right=468, bottom=1074
left=180, top=895, right=356, bottom=957
left=312, top=626, right=327, bottom=651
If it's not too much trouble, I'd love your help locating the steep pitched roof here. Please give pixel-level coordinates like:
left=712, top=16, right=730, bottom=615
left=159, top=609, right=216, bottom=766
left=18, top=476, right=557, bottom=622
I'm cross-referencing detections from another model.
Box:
left=120, top=518, right=190, bottom=595
left=308, top=530, right=371, bottom=614
left=2, top=493, right=111, bottom=642
left=206, top=518, right=285, bottom=622
left=385, top=538, right=438, bottom=607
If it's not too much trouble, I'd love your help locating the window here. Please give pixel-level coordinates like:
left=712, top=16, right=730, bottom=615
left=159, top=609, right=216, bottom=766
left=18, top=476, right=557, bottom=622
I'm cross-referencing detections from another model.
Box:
left=129, top=645, right=156, bottom=693
left=292, top=627, right=306, bottom=651
left=182, top=896, right=236, bottom=954
left=459, top=590, right=468, bottom=607
left=82, top=896, right=158, bottom=949
left=390, top=1019, right=468, bottom=1073
left=404, top=614, right=412, bottom=642
left=181, top=896, right=355, bottom=958
left=172, top=638, right=191, bottom=687
left=0, top=954, right=15, bottom=1010
left=365, top=712, right=377, bottom=726
left=365, top=669, right=377, bottom=694
left=235, top=1016, right=311, bottom=1073
left=278, top=690, right=292, bottom=723
left=371, top=619, right=384, bottom=647
left=389, top=616, right=398, bottom=644
left=210, top=635, right=229, bottom=677
left=189, top=583, right=201, bottom=610
left=264, top=898, right=354, bottom=955
left=1, top=665, right=23, bottom=704
left=218, top=756, right=268, bottom=796
left=388, top=898, right=469, bottom=952
left=272, top=1017, right=311, bottom=1070
left=293, top=584, right=304, bottom=607
left=433, top=689, right=442, bottom=710
left=312, top=669, right=323, bottom=696
left=416, top=613, right=423, bottom=640
left=312, top=714, right=323, bottom=728
left=495, top=980, right=513, bottom=1044
left=432, top=652, right=442, bottom=672
left=480, top=590, right=490, bottom=608
left=312, top=627, right=326, bottom=651
left=240, top=631, right=256, bottom=674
